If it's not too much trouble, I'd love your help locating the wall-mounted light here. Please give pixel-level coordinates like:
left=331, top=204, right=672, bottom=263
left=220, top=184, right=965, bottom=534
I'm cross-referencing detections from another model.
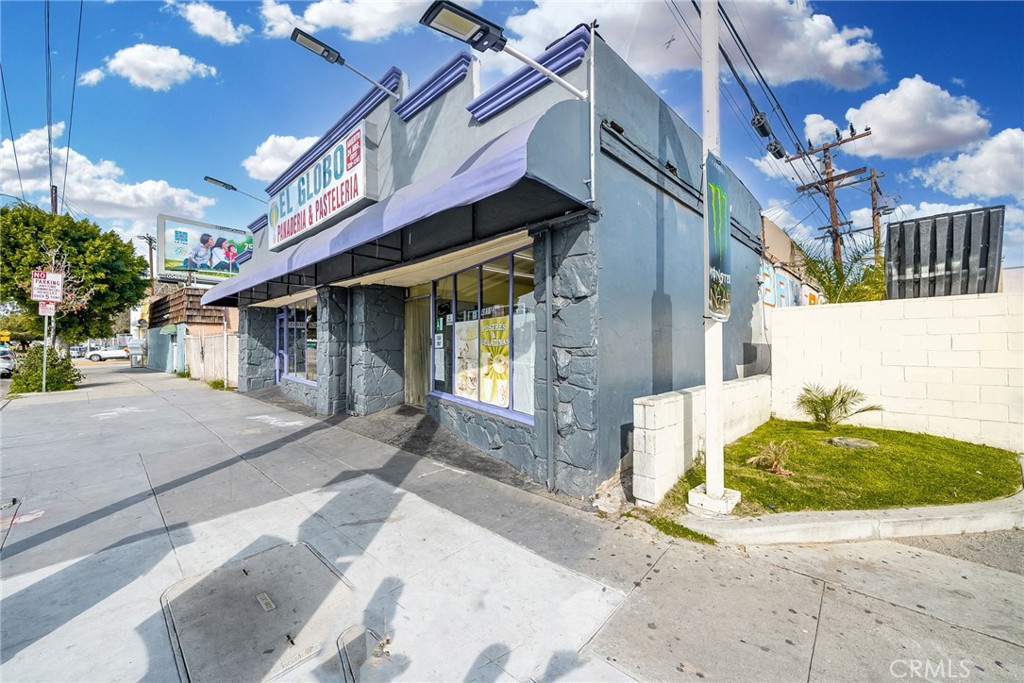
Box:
left=751, top=111, right=772, bottom=138
left=419, top=1, right=588, bottom=101
left=290, top=28, right=400, bottom=100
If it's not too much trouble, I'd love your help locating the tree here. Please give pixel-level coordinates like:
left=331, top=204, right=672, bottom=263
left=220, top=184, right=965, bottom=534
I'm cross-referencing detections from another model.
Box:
left=794, top=239, right=885, bottom=304
left=0, top=204, right=149, bottom=345
left=0, top=307, right=41, bottom=348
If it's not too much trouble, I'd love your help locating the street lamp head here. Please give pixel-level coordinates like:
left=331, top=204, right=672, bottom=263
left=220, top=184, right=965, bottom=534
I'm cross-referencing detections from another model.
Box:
left=420, top=1, right=507, bottom=52
left=204, top=176, right=237, bottom=192
left=291, top=28, right=344, bottom=65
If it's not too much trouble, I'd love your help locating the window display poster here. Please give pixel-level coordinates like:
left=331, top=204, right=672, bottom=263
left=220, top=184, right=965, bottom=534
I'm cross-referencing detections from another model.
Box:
left=454, top=320, right=479, bottom=400
left=479, top=316, right=510, bottom=407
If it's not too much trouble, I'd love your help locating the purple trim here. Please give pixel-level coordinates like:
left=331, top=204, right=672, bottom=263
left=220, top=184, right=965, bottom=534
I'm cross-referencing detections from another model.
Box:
left=466, top=25, right=590, bottom=123
left=282, top=375, right=317, bottom=388
left=395, top=52, right=474, bottom=122
left=248, top=214, right=268, bottom=234
left=429, top=391, right=534, bottom=427
left=265, top=67, right=405, bottom=196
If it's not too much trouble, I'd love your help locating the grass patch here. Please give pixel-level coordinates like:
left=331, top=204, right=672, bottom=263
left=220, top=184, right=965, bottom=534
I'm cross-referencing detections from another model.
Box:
left=174, top=369, right=191, bottom=379
left=624, top=509, right=717, bottom=545
left=667, top=418, right=1022, bottom=516
left=206, top=379, right=230, bottom=391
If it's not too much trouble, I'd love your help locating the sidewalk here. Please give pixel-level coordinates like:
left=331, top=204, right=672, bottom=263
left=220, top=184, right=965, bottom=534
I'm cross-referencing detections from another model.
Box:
left=2, top=366, right=1022, bottom=682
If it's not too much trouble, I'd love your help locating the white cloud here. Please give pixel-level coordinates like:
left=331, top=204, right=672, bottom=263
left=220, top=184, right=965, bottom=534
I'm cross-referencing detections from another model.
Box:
left=911, top=128, right=1024, bottom=201
left=804, top=114, right=838, bottom=147
left=841, top=75, right=990, bottom=158
left=748, top=154, right=799, bottom=182
left=242, top=134, right=319, bottom=182
left=171, top=1, right=253, bottom=45
left=106, top=44, right=216, bottom=91
left=497, top=0, right=883, bottom=87
left=78, top=68, right=106, bottom=86
left=0, top=123, right=215, bottom=222
left=260, top=0, right=314, bottom=37
left=260, top=0, right=481, bottom=42
left=951, top=77, right=966, bottom=88
left=763, top=198, right=815, bottom=243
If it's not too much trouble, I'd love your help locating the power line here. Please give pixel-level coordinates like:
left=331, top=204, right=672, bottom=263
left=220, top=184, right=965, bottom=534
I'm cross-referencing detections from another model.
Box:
left=0, top=62, right=26, bottom=200
left=44, top=0, right=55, bottom=211
left=60, top=0, right=85, bottom=214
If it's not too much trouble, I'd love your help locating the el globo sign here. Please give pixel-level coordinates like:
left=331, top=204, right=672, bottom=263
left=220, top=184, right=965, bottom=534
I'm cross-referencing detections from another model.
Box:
left=268, top=122, right=377, bottom=250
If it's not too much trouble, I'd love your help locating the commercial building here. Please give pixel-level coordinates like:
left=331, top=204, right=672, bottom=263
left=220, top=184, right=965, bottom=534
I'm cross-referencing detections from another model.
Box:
left=202, top=26, right=766, bottom=496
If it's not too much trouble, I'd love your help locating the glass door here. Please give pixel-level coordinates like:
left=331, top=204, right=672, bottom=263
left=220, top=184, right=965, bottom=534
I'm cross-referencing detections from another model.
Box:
left=275, top=311, right=287, bottom=384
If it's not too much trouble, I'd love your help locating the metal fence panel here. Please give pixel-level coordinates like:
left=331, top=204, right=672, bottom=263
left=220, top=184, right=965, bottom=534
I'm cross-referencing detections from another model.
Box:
left=886, top=205, right=1004, bottom=299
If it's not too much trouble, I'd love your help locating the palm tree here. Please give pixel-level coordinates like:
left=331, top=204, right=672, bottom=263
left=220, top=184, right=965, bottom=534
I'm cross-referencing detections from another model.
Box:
left=793, top=238, right=885, bottom=303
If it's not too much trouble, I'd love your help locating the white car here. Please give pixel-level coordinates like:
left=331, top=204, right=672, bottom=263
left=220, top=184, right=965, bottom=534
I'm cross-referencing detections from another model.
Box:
left=87, top=347, right=129, bottom=361
left=0, top=350, right=15, bottom=377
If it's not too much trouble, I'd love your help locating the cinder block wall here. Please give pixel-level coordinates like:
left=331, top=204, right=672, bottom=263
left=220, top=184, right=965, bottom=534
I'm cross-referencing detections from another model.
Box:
left=633, top=375, right=772, bottom=506
left=770, top=293, right=1023, bottom=452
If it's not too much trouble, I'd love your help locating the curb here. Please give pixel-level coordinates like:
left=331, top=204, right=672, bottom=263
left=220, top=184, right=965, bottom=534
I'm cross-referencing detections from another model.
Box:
left=677, top=459, right=1024, bottom=545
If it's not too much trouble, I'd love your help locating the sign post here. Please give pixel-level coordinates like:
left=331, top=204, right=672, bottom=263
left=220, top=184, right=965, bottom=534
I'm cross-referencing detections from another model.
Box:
left=689, top=0, right=740, bottom=515
left=31, top=270, right=63, bottom=394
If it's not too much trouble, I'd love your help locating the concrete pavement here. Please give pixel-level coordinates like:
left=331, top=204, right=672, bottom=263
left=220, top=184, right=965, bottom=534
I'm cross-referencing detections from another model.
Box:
left=2, top=365, right=1022, bottom=682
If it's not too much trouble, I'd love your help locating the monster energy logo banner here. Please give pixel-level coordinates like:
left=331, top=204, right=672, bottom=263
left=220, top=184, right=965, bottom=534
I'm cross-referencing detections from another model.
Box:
left=704, top=152, right=732, bottom=322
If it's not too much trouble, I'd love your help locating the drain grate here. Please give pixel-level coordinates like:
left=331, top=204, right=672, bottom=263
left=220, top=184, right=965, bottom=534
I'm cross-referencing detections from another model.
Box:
left=162, top=542, right=356, bottom=682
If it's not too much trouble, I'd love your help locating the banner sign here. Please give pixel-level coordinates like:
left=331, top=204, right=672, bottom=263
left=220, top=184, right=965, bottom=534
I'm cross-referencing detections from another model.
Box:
left=156, top=215, right=254, bottom=284
left=31, top=270, right=63, bottom=302
left=454, top=319, right=479, bottom=400
left=704, top=152, right=732, bottom=322
left=269, top=121, right=378, bottom=251
left=38, top=301, right=56, bottom=316
left=480, top=315, right=510, bottom=408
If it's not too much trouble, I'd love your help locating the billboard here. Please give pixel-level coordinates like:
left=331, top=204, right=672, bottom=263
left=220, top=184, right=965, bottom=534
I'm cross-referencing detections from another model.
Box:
left=268, top=121, right=378, bottom=251
left=156, top=214, right=254, bottom=284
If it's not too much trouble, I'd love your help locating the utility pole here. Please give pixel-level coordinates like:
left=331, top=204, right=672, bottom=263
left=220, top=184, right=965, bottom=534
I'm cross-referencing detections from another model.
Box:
left=137, top=234, right=157, bottom=296
left=870, top=169, right=885, bottom=265
left=787, top=128, right=872, bottom=268
left=50, top=185, right=58, bottom=215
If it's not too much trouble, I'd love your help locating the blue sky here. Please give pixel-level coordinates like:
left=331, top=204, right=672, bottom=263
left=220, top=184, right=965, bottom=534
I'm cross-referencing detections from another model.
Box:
left=2, top=1, right=1022, bottom=266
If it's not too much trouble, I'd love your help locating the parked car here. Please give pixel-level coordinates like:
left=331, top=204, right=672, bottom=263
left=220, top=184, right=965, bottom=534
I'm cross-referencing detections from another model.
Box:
left=87, top=347, right=129, bottom=361
left=0, top=349, right=16, bottom=377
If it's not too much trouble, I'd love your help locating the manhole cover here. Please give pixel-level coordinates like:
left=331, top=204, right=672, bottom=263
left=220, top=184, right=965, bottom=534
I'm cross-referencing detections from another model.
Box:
left=162, top=542, right=356, bottom=682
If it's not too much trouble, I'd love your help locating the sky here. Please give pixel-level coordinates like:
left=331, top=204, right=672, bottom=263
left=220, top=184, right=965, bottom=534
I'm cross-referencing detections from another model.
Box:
left=1, top=1, right=1022, bottom=267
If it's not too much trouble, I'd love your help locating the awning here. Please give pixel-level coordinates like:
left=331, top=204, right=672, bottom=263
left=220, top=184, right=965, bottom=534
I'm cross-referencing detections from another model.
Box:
left=201, top=99, right=589, bottom=307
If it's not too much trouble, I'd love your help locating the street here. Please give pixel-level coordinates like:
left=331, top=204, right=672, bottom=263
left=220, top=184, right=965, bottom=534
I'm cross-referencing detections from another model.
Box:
left=1, top=365, right=1021, bottom=682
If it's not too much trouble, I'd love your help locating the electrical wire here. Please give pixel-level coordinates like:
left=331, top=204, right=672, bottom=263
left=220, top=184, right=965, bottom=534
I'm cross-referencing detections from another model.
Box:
left=60, top=0, right=84, bottom=214
left=0, top=62, right=26, bottom=201
left=665, top=0, right=835, bottom=235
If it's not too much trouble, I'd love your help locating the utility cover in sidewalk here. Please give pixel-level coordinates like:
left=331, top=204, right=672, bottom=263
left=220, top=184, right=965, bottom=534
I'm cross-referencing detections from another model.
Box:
left=161, top=542, right=356, bottom=682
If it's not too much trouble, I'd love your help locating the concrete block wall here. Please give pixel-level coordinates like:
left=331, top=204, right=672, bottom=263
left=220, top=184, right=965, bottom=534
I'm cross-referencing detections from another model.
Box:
left=770, top=293, right=1023, bottom=452
left=633, top=374, right=772, bottom=506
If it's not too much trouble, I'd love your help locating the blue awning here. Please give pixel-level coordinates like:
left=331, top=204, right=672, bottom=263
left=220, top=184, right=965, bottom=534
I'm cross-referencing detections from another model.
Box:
left=202, top=100, right=589, bottom=307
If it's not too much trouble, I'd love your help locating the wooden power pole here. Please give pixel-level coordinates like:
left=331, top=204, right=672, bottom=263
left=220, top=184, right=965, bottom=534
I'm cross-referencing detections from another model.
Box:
left=786, top=128, right=873, bottom=268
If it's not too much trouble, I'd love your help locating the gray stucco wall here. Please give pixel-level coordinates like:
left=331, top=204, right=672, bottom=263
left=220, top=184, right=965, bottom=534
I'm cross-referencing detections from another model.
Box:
left=350, top=285, right=404, bottom=416
left=589, top=39, right=765, bottom=486
left=238, top=306, right=276, bottom=392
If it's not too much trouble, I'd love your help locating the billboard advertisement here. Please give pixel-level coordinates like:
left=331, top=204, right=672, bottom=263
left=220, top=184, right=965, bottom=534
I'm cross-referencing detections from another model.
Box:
left=268, top=121, right=377, bottom=251
left=156, top=214, right=254, bottom=284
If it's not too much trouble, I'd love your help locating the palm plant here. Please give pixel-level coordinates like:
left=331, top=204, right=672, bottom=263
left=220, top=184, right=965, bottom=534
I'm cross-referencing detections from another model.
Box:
left=794, top=238, right=885, bottom=303
left=795, top=383, right=883, bottom=430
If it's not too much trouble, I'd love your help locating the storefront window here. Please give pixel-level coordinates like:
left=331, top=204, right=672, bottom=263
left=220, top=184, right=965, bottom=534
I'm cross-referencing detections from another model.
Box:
left=431, top=248, right=534, bottom=416
left=280, top=295, right=317, bottom=382
left=433, top=277, right=453, bottom=394
left=453, top=267, right=480, bottom=401
left=511, top=251, right=536, bottom=414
